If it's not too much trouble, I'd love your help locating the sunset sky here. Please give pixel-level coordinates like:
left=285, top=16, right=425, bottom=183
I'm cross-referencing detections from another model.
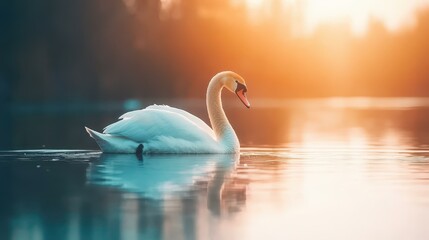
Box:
left=2, top=0, right=429, bottom=102
left=235, top=0, right=429, bottom=34
left=152, top=0, right=429, bottom=34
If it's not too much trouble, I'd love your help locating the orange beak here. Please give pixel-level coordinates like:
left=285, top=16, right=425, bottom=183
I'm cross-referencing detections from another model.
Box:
left=236, top=88, right=250, bottom=108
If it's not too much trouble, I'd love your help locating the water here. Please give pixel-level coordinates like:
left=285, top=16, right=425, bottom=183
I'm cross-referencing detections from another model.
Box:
left=1, top=98, right=429, bottom=240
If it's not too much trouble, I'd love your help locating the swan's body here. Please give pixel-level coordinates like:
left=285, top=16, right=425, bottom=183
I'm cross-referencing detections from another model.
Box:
left=85, top=71, right=250, bottom=154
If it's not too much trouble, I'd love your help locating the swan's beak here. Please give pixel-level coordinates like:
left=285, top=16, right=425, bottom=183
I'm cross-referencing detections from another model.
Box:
left=236, top=88, right=250, bottom=108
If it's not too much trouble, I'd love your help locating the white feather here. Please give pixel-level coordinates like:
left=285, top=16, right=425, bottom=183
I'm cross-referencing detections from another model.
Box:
left=95, top=106, right=220, bottom=153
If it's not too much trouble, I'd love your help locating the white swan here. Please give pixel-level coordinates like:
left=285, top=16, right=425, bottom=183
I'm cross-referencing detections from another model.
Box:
left=85, top=71, right=250, bottom=153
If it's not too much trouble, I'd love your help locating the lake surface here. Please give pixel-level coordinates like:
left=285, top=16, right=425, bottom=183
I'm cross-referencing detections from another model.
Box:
left=1, top=98, right=429, bottom=240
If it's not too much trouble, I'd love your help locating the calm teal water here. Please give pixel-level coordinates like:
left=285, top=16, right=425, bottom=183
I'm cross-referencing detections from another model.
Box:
left=1, top=98, right=429, bottom=240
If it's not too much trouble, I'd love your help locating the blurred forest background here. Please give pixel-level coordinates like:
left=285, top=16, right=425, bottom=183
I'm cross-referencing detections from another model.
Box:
left=1, top=0, right=429, bottom=104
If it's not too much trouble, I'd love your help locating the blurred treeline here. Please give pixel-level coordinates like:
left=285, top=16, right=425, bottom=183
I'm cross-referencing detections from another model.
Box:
left=1, top=0, right=429, bottom=103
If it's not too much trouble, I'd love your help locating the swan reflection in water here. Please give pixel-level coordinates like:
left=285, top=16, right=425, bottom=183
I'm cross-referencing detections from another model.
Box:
left=87, top=153, right=245, bottom=215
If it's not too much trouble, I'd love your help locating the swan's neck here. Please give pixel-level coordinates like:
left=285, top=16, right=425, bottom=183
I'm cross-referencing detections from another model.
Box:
left=206, top=75, right=239, bottom=152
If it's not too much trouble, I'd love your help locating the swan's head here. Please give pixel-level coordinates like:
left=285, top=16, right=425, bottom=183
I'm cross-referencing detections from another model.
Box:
left=219, top=71, right=250, bottom=108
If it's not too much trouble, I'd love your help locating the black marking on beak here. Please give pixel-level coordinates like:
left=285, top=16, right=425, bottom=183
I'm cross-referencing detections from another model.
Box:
left=235, top=81, right=247, bottom=93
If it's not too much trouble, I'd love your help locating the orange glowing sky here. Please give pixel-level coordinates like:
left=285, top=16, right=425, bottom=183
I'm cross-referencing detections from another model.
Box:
left=239, top=0, right=429, bottom=35
left=124, top=0, right=429, bottom=35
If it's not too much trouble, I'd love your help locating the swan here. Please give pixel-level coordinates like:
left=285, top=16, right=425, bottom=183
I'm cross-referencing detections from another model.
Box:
left=85, top=71, right=250, bottom=153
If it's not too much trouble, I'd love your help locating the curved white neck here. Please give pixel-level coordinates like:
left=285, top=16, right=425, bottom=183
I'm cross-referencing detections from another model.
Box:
left=206, top=74, right=239, bottom=152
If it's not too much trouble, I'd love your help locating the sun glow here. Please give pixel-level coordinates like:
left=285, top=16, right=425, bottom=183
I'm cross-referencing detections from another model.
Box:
left=302, top=0, right=429, bottom=34
left=240, top=0, right=429, bottom=35
left=245, top=0, right=264, bottom=10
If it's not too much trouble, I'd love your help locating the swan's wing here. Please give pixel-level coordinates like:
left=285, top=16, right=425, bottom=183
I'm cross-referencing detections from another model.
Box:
left=103, top=107, right=216, bottom=144
left=119, top=105, right=215, bottom=139
left=147, top=105, right=213, bottom=131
